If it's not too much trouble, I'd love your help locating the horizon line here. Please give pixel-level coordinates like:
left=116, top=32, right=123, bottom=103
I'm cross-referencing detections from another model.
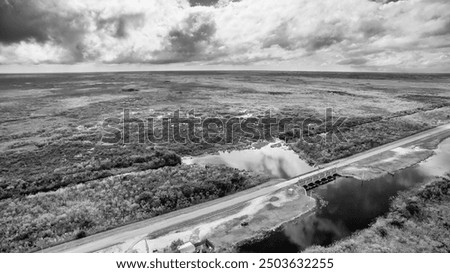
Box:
left=1, top=69, right=450, bottom=75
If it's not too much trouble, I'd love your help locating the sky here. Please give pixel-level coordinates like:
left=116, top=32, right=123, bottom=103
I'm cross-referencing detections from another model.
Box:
left=0, top=0, right=449, bottom=73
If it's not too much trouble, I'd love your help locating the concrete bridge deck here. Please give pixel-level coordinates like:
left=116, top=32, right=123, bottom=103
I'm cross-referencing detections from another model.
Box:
left=296, top=168, right=339, bottom=190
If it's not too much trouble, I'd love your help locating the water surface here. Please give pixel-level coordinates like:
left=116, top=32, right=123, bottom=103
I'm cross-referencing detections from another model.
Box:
left=238, top=138, right=450, bottom=253
left=183, top=142, right=316, bottom=179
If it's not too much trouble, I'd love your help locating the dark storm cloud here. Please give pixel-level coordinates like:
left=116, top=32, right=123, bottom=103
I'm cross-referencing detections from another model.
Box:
left=189, top=0, right=220, bottom=6
left=262, top=22, right=296, bottom=50
left=0, top=0, right=449, bottom=71
left=151, top=12, right=223, bottom=64
left=0, top=0, right=89, bottom=63
left=97, top=13, right=146, bottom=39
left=0, top=0, right=151, bottom=63
left=0, top=0, right=52, bottom=43
left=370, top=0, right=402, bottom=3
left=303, top=23, right=345, bottom=51
left=0, top=0, right=88, bottom=47
left=0, top=1, right=224, bottom=64
left=188, top=0, right=240, bottom=7
left=305, top=34, right=344, bottom=51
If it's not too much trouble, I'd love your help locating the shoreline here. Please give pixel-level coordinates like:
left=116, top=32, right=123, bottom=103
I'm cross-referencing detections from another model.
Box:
left=338, top=132, right=450, bottom=181
left=118, top=186, right=317, bottom=253
left=229, top=134, right=450, bottom=253
left=305, top=177, right=450, bottom=253
left=36, top=125, right=450, bottom=253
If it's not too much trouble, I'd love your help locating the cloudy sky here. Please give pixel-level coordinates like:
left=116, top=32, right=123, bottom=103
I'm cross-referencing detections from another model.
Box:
left=0, top=0, right=449, bottom=73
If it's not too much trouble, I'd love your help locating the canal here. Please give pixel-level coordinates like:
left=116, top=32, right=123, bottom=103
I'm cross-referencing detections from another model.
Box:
left=237, top=138, right=450, bottom=253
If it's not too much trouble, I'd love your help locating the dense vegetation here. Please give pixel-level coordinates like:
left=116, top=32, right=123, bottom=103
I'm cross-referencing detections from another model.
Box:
left=135, top=104, right=448, bottom=165
left=0, top=142, right=181, bottom=200
left=0, top=164, right=270, bottom=252
left=1, top=72, right=449, bottom=254
left=277, top=104, right=449, bottom=164
left=307, top=178, right=450, bottom=252
left=107, top=104, right=447, bottom=166
left=290, top=116, right=429, bottom=164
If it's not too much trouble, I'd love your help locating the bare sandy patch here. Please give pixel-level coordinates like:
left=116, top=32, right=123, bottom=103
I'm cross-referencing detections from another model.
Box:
left=341, top=144, right=434, bottom=180
left=101, top=187, right=315, bottom=253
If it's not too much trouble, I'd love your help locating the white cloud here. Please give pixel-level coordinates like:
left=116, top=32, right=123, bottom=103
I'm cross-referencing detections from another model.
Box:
left=0, top=41, right=73, bottom=64
left=0, top=0, right=449, bottom=71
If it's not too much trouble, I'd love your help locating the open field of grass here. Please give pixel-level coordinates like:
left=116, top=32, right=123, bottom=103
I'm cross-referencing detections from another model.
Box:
left=1, top=71, right=449, bottom=252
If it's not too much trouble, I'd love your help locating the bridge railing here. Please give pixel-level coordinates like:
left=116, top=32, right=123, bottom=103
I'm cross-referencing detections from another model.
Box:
left=297, top=168, right=338, bottom=186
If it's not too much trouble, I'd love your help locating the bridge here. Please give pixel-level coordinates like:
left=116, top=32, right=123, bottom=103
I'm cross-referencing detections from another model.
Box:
left=39, top=123, right=450, bottom=253
left=296, top=168, right=340, bottom=191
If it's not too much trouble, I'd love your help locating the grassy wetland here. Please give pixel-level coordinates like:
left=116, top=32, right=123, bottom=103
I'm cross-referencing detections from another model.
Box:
left=1, top=71, right=449, bottom=252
